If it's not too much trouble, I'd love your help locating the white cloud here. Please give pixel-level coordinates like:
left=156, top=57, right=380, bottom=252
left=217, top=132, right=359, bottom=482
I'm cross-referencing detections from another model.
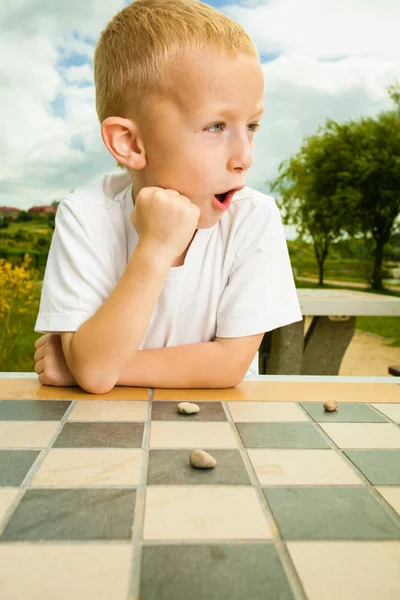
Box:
left=0, top=0, right=399, bottom=245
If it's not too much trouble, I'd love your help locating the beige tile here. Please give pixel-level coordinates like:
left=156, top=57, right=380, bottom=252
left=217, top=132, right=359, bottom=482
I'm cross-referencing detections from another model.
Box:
left=371, top=403, right=400, bottom=422
left=0, top=543, right=132, bottom=599
left=319, top=423, right=400, bottom=449
left=248, top=449, right=362, bottom=485
left=376, top=487, right=400, bottom=516
left=0, top=422, right=60, bottom=448
left=68, top=400, right=148, bottom=421
left=0, top=488, right=19, bottom=523
left=30, top=449, right=143, bottom=487
left=287, top=541, right=400, bottom=600
left=227, top=401, right=308, bottom=422
left=143, top=486, right=272, bottom=540
left=149, top=422, right=237, bottom=448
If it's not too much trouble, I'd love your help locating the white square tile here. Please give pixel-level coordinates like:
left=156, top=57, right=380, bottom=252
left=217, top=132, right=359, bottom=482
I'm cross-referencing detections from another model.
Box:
left=319, top=423, right=400, bottom=448
left=143, top=486, right=272, bottom=540
left=68, top=401, right=148, bottom=421
left=248, top=449, right=362, bottom=485
left=371, top=403, right=400, bottom=422
left=287, top=541, right=400, bottom=600
left=30, top=449, right=142, bottom=486
left=227, top=402, right=308, bottom=422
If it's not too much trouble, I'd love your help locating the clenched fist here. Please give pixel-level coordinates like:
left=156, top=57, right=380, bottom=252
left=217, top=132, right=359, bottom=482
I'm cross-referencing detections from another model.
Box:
left=130, top=187, right=201, bottom=261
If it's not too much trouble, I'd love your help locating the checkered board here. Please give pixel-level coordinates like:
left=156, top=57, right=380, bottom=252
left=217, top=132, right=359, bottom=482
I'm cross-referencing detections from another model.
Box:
left=0, top=389, right=400, bottom=600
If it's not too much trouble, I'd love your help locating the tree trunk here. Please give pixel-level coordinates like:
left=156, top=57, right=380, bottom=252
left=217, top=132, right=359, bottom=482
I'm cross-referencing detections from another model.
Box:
left=318, top=259, right=324, bottom=285
left=370, top=239, right=385, bottom=290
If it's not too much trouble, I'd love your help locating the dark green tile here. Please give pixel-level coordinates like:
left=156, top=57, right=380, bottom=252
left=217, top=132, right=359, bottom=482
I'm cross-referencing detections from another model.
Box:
left=0, top=488, right=136, bottom=541
left=236, top=423, right=330, bottom=448
left=151, top=401, right=227, bottom=421
left=147, top=450, right=251, bottom=485
left=0, top=450, right=40, bottom=486
left=140, top=543, right=295, bottom=600
left=0, top=400, right=71, bottom=421
left=300, top=402, right=387, bottom=423
left=344, top=450, right=400, bottom=484
left=52, top=422, right=144, bottom=447
left=263, top=487, right=400, bottom=540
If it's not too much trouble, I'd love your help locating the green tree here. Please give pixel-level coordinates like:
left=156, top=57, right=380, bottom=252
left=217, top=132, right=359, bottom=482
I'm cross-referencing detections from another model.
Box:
left=270, top=82, right=400, bottom=289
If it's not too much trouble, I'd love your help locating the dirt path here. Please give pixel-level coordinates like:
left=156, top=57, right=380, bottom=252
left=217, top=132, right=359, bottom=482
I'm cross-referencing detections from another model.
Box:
left=303, top=316, right=400, bottom=377
left=297, top=276, right=400, bottom=293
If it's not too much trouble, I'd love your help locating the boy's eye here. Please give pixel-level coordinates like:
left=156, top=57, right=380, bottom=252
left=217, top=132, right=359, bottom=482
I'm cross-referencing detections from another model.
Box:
left=205, top=123, right=261, bottom=133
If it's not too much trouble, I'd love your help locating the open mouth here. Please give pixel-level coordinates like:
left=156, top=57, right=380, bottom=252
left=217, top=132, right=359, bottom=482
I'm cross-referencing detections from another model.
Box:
left=215, top=192, right=229, bottom=203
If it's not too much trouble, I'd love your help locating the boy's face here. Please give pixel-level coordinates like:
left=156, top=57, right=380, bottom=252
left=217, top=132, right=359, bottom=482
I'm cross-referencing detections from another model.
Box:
left=132, top=50, right=264, bottom=229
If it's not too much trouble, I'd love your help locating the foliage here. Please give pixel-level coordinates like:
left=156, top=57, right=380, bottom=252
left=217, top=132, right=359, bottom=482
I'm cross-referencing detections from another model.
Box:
left=0, top=255, right=42, bottom=370
left=270, top=83, right=400, bottom=290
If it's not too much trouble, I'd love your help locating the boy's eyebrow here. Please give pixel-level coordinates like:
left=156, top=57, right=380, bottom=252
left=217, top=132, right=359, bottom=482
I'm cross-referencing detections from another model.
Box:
left=196, top=106, right=264, bottom=119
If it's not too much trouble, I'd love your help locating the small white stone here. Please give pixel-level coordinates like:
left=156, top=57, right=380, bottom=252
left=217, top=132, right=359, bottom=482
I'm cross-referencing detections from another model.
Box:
left=324, top=400, right=338, bottom=412
left=189, top=449, right=217, bottom=469
left=177, top=402, right=200, bottom=414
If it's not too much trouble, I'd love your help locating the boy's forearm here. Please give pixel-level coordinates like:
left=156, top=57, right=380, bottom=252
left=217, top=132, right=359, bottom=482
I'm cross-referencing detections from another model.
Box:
left=68, top=241, right=172, bottom=393
left=115, top=341, right=242, bottom=389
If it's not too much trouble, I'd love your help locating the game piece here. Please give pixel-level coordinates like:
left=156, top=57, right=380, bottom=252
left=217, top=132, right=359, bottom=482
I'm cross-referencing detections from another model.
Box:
left=177, top=402, right=200, bottom=414
left=189, top=449, right=216, bottom=469
left=324, top=400, right=339, bottom=412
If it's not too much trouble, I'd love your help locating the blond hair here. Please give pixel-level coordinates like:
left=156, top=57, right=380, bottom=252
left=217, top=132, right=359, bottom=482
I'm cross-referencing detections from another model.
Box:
left=94, top=0, right=258, bottom=127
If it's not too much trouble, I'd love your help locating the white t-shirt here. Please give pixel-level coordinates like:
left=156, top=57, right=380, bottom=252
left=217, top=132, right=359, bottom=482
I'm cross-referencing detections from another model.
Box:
left=35, top=172, right=302, bottom=377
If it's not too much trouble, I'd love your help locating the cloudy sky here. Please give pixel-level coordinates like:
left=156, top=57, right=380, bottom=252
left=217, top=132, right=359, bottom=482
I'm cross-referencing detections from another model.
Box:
left=1, top=0, right=399, bottom=239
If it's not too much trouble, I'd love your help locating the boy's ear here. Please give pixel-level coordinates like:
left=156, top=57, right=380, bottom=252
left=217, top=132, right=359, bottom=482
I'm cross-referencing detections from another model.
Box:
left=101, top=117, right=147, bottom=170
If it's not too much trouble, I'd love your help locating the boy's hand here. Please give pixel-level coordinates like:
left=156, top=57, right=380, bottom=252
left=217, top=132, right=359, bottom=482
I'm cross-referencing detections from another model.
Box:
left=130, top=187, right=201, bottom=261
left=34, top=334, right=78, bottom=387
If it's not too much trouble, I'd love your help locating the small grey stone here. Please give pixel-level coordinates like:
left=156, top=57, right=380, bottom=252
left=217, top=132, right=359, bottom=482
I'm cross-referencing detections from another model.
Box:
left=324, top=400, right=338, bottom=412
left=177, top=402, right=200, bottom=414
left=189, top=449, right=216, bottom=469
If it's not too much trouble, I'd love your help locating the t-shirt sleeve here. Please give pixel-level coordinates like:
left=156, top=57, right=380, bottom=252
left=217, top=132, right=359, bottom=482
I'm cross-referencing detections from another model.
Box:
left=216, top=200, right=302, bottom=337
left=34, top=199, right=116, bottom=334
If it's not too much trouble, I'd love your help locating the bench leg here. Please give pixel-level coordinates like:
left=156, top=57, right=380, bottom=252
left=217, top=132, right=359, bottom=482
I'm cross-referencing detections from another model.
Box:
left=301, top=316, right=356, bottom=375
left=259, top=320, right=305, bottom=375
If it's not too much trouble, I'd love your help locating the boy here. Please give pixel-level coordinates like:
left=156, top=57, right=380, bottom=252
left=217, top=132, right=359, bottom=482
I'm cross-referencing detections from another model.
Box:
left=33, top=0, right=302, bottom=394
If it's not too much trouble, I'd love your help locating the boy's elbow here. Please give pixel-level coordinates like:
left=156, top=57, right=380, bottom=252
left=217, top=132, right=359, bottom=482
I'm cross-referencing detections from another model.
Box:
left=76, top=371, right=116, bottom=395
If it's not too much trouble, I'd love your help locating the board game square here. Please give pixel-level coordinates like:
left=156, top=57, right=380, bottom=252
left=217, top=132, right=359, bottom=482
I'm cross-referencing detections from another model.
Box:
left=344, top=450, right=400, bottom=485
left=147, top=449, right=251, bottom=485
left=0, top=422, right=60, bottom=448
left=0, top=400, right=71, bottom=421
left=287, top=541, right=400, bottom=600
left=140, top=543, right=295, bottom=600
left=376, top=487, right=400, bottom=516
left=319, top=423, right=400, bottom=449
left=227, top=402, right=308, bottom=422
left=0, top=450, right=40, bottom=486
left=0, top=544, right=132, bottom=600
left=0, top=489, right=136, bottom=541
left=300, top=402, right=387, bottom=423
left=52, top=422, right=144, bottom=448
left=371, top=403, right=400, bottom=422
left=248, top=449, right=362, bottom=485
left=263, top=487, right=400, bottom=540
left=30, top=449, right=143, bottom=487
left=149, top=422, right=236, bottom=448
left=236, top=423, right=330, bottom=448
left=0, top=489, right=19, bottom=523
left=151, top=401, right=227, bottom=421
left=68, top=400, right=148, bottom=421
left=143, top=486, right=272, bottom=540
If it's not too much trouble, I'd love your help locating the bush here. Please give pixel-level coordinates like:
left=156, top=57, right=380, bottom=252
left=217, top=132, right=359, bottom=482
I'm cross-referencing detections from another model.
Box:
left=0, top=254, right=42, bottom=371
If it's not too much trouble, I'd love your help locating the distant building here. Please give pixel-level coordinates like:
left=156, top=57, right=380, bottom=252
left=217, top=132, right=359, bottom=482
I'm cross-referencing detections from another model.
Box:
left=28, top=206, right=57, bottom=215
left=0, top=206, right=21, bottom=215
